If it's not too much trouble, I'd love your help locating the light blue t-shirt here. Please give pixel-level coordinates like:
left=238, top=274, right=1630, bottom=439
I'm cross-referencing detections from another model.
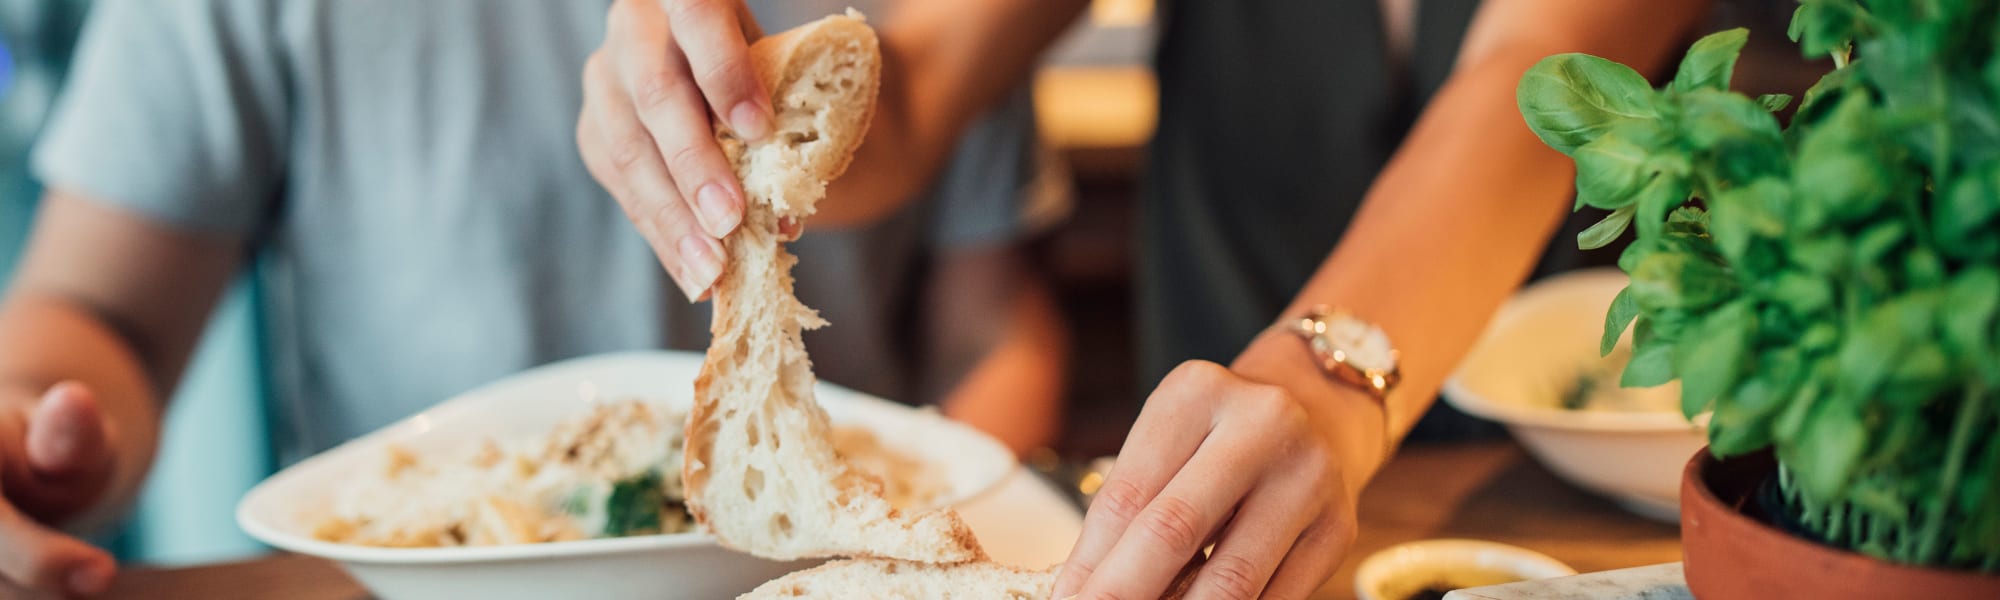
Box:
left=33, top=0, right=1041, bottom=465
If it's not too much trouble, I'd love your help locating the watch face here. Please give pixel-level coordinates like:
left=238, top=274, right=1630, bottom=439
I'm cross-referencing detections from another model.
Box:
left=1322, top=316, right=1397, bottom=374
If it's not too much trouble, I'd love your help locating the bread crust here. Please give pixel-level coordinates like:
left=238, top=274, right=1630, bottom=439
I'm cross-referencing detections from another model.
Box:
left=741, top=13, right=880, bottom=186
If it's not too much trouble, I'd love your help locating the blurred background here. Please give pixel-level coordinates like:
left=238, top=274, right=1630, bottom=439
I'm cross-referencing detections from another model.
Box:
left=0, top=0, right=1825, bottom=567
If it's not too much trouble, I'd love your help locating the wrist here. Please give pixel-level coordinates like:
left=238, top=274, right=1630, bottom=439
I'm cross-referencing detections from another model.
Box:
left=1231, top=330, right=1391, bottom=501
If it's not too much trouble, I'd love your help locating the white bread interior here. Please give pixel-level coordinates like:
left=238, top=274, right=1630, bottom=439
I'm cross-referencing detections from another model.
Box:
left=740, top=558, right=1056, bottom=600
left=684, top=11, right=983, bottom=563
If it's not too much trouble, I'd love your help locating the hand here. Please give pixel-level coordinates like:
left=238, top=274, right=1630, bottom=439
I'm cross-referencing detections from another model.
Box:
left=1053, top=361, right=1364, bottom=600
left=0, top=381, right=117, bottom=597
left=578, top=0, right=771, bottom=301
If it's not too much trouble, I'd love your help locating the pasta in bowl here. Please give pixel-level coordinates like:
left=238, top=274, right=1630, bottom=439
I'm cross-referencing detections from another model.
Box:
left=237, top=351, right=1017, bottom=600
left=311, top=399, right=943, bottom=549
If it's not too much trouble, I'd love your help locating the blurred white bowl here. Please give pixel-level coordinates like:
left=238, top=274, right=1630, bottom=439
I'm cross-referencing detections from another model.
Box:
left=237, top=351, right=1061, bottom=600
left=1355, top=539, right=1576, bottom=600
left=1442, top=268, right=1707, bottom=523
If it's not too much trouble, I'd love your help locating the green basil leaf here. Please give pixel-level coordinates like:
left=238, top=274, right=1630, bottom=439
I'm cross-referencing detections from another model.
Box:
left=1632, top=175, right=1693, bottom=240
left=1601, top=285, right=1640, bottom=356
left=602, top=470, right=667, bottom=536
left=1790, top=235, right=1849, bottom=275
left=1756, top=93, right=1795, bottom=112
left=1783, top=392, right=1867, bottom=500
left=1518, top=53, right=1661, bottom=154
left=1618, top=238, right=1652, bottom=272
left=1905, top=247, right=1946, bottom=288
left=1708, top=180, right=1789, bottom=261
left=1794, top=67, right=1856, bottom=128
left=1709, top=374, right=1783, bottom=457
left=1679, top=88, right=1786, bottom=149
left=1837, top=293, right=1936, bottom=398
left=1666, top=206, right=1711, bottom=233
left=1578, top=206, right=1637, bottom=250
left=1677, top=300, right=1756, bottom=418
left=1943, top=267, right=2000, bottom=380
left=1673, top=28, right=1751, bottom=93
left=1574, top=135, right=1654, bottom=209
left=1799, top=321, right=1840, bottom=351
left=1790, top=0, right=1863, bottom=57
left=1774, top=377, right=1827, bottom=445
left=1621, top=335, right=1677, bottom=388
left=1795, top=94, right=1892, bottom=222
left=1771, top=271, right=1836, bottom=316
left=1630, top=252, right=1737, bottom=311
left=1881, top=342, right=1950, bottom=406
left=1853, top=220, right=1908, bottom=265
left=1938, top=163, right=2000, bottom=260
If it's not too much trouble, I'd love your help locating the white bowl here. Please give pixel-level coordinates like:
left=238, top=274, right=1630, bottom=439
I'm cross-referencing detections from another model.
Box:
left=1354, top=539, right=1576, bottom=600
left=237, top=351, right=1045, bottom=600
left=1442, top=269, right=1707, bottom=522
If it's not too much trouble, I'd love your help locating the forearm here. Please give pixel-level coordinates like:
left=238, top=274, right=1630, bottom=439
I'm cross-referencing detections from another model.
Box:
left=938, top=269, right=1068, bottom=455
left=1231, top=35, right=1685, bottom=493
left=813, top=0, right=1089, bottom=227
left=0, top=192, right=243, bottom=525
left=0, top=292, right=162, bottom=526
left=1227, top=0, right=1709, bottom=495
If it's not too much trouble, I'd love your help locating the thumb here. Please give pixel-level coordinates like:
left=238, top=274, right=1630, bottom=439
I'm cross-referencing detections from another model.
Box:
left=0, top=498, right=116, bottom=596
left=25, top=381, right=112, bottom=482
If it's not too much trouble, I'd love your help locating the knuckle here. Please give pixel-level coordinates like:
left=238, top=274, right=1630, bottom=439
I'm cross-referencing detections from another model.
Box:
left=1198, top=554, right=1266, bottom=600
left=606, top=0, right=644, bottom=34
left=651, top=194, right=691, bottom=229
left=1166, top=360, right=1227, bottom=387
left=666, top=142, right=713, bottom=179
left=1136, top=495, right=1207, bottom=552
left=582, top=52, right=606, bottom=86
left=697, top=52, right=752, bottom=89
left=665, top=0, right=724, bottom=22
left=1091, top=479, right=1151, bottom=522
left=630, top=71, right=686, bottom=114
left=606, top=134, right=652, bottom=172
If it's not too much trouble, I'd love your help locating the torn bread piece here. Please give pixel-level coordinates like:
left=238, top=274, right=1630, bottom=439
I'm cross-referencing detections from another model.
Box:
left=740, top=557, right=1200, bottom=600
left=739, top=559, right=1056, bottom=600
left=684, top=12, right=983, bottom=563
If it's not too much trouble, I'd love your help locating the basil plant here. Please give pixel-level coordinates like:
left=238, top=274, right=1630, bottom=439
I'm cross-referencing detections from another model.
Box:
left=1516, top=0, right=1999, bottom=571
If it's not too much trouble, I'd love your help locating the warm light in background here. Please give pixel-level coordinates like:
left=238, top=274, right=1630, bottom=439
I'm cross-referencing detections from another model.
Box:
left=1034, top=67, right=1157, bottom=151
left=1090, top=0, right=1154, bottom=27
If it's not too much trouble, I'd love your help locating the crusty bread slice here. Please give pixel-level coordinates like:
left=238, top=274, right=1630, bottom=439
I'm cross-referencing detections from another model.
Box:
left=739, top=559, right=1056, bottom=600
left=741, top=557, right=1203, bottom=600
left=685, top=12, right=983, bottom=563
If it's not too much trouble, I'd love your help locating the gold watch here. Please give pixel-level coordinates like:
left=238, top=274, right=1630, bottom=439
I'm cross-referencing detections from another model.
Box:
left=1283, top=306, right=1401, bottom=451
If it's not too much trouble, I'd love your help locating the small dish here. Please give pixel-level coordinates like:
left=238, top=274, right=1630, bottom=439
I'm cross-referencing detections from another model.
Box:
left=1355, top=539, right=1578, bottom=600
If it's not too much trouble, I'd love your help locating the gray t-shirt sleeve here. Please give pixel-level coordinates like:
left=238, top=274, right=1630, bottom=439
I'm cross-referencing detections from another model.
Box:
left=31, top=0, right=288, bottom=234
left=923, top=87, right=1042, bottom=250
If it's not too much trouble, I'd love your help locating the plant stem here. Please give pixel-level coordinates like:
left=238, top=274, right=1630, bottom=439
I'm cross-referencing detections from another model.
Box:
left=1917, top=385, right=1984, bottom=564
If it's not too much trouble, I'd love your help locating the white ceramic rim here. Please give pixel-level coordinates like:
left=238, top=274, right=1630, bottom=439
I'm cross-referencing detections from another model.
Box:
left=1442, top=268, right=1706, bottom=433
left=1354, top=538, right=1579, bottom=600
left=235, top=351, right=1017, bottom=566
left=1442, top=377, right=1707, bottom=433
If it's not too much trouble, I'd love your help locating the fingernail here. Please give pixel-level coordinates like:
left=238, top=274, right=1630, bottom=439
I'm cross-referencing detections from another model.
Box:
left=677, top=234, right=724, bottom=301
left=731, top=101, right=771, bottom=141
left=696, top=183, right=741, bottom=237
left=70, top=565, right=109, bottom=595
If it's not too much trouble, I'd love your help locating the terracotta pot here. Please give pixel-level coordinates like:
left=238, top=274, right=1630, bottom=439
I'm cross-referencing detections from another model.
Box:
left=1680, top=448, right=2000, bottom=599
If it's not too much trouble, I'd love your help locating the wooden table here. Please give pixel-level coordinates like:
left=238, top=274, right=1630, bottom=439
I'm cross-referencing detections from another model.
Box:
left=102, top=441, right=1680, bottom=599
